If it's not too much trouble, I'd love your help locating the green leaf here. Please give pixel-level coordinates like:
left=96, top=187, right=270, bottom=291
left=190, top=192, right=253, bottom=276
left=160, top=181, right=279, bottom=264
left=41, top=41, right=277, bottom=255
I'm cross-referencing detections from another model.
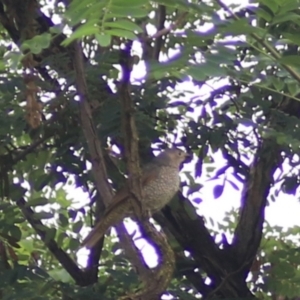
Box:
left=222, top=19, right=263, bottom=35
left=271, top=12, right=300, bottom=25
left=19, top=239, right=34, bottom=253
left=187, top=64, right=227, bottom=81
left=259, top=0, right=279, bottom=14
left=57, top=232, right=67, bottom=248
left=73, top=220, right=83, bottom=233
left=283, top=32, right=300, bottom=46
left=112, top=0, right=145, bottom=7
left=56, top=189, right=70, bottom=208
left=10, top=184, right=26, bottom=201
left=104, top=20, right=142, bottom=33
left=105, top=29, right=137, bottom=40
left=34, top=174, right=53, bottom=191
left=108, top=6, right=149, bottom=18
left=8, top=225, right=22, bottom=241
left=95, top=33, right=111, bottom=47
left=256, top=7, right=272, bottom=22
left=59, top=213, right=69, bottom=227
left=62, top=23, right=99, bottom=46
left=48, top=268, right=73, bottom=283
left=44, top=228, right=56, bottom=244
left=187, top=183, right=203, bottom=196
left=279, top=55, right=300, bottom=67
left=0, top=202, right=11, bottom=210
left=287, top=82, right=299, bottom=96
left=272, top=76, right=285, bottom=91
left=25, top=197, right=49, bottom=207
left=68, top=238, right=80, bottom=250
left=33, top=212, right=54, bottom=220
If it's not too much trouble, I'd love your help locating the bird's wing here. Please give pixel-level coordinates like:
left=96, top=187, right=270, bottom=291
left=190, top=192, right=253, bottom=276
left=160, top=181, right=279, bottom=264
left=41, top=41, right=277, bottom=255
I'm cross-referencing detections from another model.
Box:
left=103, top=164, right=159, bottom=216
left=81, top=165, right=159, bottom=248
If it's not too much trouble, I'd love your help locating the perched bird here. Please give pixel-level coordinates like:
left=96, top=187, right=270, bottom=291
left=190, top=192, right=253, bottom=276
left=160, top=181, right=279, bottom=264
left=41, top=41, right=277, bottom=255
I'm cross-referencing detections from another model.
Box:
left=82, top=148, right=189, bottom=248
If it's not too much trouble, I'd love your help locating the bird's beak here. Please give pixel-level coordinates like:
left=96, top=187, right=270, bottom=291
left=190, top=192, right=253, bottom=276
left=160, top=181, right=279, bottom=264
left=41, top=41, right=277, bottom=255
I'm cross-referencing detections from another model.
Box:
left=184, top=152, right=192, bottom=162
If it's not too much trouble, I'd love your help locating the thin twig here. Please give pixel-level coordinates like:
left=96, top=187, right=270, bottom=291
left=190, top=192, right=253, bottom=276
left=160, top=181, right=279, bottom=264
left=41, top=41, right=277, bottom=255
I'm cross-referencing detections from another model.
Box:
left=148, top=12, right=188, bottom=40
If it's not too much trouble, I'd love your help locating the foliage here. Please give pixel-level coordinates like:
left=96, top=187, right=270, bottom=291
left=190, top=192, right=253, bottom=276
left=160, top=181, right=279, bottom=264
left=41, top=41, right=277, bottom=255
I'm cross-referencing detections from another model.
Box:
left=0, top=0, right=300, bottom=299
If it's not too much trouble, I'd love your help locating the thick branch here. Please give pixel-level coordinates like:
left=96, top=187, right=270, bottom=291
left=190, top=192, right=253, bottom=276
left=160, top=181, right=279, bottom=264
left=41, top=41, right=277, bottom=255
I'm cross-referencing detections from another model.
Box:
left=232, top=139, right=282, bottom=266
left=119, top=45, right=175, bottom=299
left=156, top=195, right=256, bottom=298
left=72, top=41, right=150, bottom=284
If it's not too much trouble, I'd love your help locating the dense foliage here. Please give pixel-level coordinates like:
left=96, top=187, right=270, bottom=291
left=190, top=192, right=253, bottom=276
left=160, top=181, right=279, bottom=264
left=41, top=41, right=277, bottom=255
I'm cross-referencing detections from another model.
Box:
left=0, top=0, right=300, bottom=299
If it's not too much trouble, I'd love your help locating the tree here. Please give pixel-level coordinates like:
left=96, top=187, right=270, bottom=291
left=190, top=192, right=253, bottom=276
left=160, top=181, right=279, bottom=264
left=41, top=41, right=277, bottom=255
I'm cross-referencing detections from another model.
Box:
left=0, top=0, right=299, bottom=299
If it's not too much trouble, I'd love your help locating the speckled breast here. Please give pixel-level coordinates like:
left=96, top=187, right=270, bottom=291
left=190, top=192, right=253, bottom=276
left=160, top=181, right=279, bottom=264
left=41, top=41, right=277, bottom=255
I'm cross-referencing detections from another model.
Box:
left=143, top=166, right=180, bottom=212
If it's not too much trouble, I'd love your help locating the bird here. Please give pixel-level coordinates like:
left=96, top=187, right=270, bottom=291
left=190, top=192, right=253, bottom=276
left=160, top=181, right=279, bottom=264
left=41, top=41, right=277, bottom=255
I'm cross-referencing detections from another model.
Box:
left=82, top=148, right=189, bottom=248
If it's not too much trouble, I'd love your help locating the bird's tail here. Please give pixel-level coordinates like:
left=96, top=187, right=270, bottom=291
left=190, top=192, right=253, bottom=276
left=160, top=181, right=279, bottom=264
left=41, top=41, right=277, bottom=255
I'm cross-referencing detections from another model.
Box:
left=82, top=201, right=130, bottom=248
left=81, top=220, right=108, bottom=248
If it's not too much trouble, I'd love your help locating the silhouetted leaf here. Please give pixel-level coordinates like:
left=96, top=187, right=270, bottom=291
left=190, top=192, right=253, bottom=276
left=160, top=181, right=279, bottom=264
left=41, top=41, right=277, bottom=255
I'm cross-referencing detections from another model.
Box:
left=213, top=184, right=224, bottom=199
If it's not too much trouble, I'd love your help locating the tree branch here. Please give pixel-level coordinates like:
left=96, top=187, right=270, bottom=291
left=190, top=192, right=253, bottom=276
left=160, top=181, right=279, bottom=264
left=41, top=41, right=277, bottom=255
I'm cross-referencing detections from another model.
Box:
left=16, top=197, right=89, bottom=286
left=153, top=5, right=166, bottom=61
left=72, top=41, right=150, bottom=286
left=232, top=139, right=282, bottom=267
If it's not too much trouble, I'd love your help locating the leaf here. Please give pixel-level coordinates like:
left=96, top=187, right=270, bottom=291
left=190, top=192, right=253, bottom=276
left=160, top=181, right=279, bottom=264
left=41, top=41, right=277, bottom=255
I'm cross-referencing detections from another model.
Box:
left=222, top=19, right=263, bottom=35
left=108, top=6, right=149, bottom=17
left=48, top=268, right=73, bottom=283
left=105, top=29, right=137, bottom=40
left=44, top=228, right=56, bottom=244
left=73, top=220, right=83, bottom=233
left=34, top=174, right=53, bottom=191
left=279, top=55, right=300, bottom=67
left=19, top=239, right=34, bottom=253
left=213, top=184, right=224, bottom=199
left=112, top=0, right=145, bottom=7
left=33, top=212, right=54, bottom=220
left=0, top=202, right=11, bottom=210
left=226, top=179, right=239, bottom=191
left=256, top=7, right=272, bottom=22
left=282, top=33, right=300, bottom=47
left=281, top=176, right=298, bottom=195
left=21, top=33, right=52, bottom=54
left=259, top=0, right=279, bottom=14
left=68, top=209, right=78, bottom=220
left=25, top=197, right=48, bottom=207
left=287, top=82, right=299, bottom=96
left=95, top=33, right=111, bottom=47
left=56, top=189, right=70, bottom=208
left=8, top=226, right=22, bottom=241
left=57, top=232, right=67, bottom=248
left=68, top=238, right=80, bottom=250
left=271, top=12, right=300, bottom=25
left=104, top=20, right=142, bottom=33
left=187, top=183, right=203, bottom=196
left=10, top=184, right=26, bottom=201
left=59, top=213, right=69, bottom=227
left=192, top=197, right=202, bottom=204
left=187, top=63, right=227, bottom=81
left=62, top=23, right=99, bottom=46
